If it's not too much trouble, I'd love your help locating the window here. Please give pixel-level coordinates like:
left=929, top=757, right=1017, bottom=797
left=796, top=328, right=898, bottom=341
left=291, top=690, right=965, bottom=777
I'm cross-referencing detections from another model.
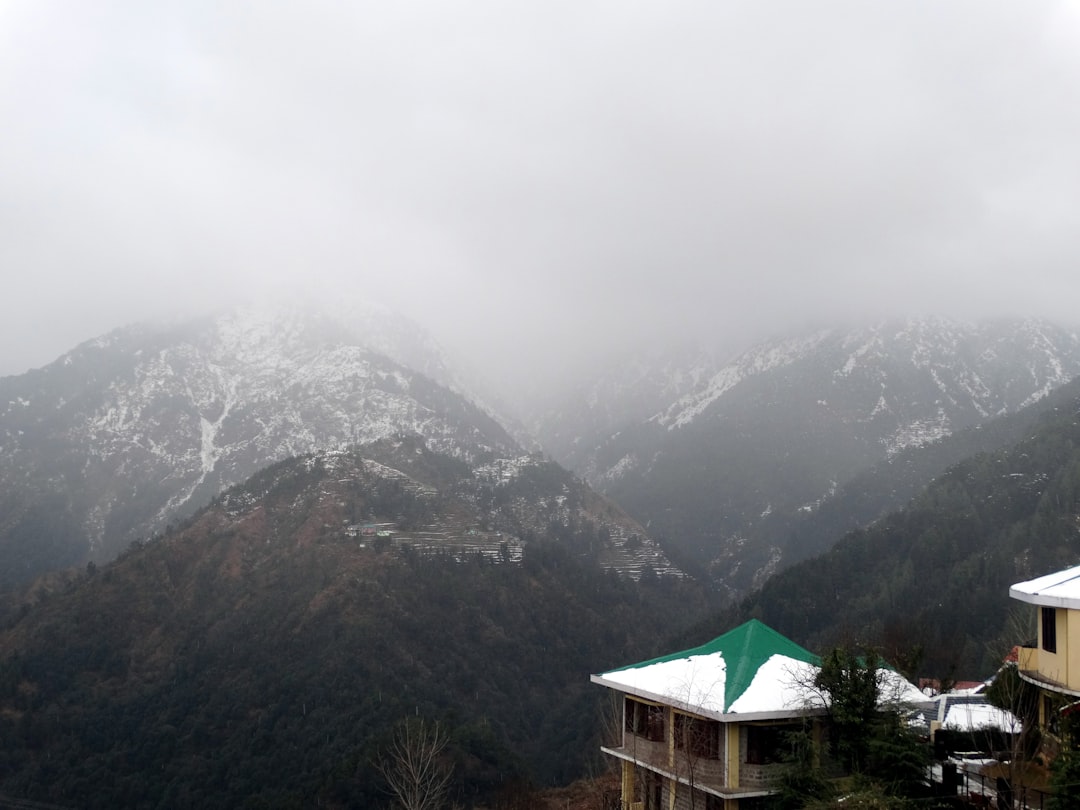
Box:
left=625, top=697, right=642, bottom=735
left=1043, top=606, right=1058, bottom=653
left=645, top=705, right=665, bottom=742
left=746, top=724, right=789, bottom=765
left=625, top=698, right=666, bottom=742
left=674, top=713, right=721, bottom=759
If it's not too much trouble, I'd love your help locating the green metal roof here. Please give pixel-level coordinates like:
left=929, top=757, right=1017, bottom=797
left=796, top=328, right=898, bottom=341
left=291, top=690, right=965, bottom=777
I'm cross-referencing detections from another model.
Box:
left=608, top=619, right=821, bottom=712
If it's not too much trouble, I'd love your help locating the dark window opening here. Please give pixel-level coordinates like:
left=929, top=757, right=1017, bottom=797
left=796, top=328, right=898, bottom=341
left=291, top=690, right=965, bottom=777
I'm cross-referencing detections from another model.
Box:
left=1043, top=606, right=1058, bottom=653
left=646, top=705, right=665, bottom=742
left=746, top=724, right=790, bottom=766
left=625, top=698, right=666, bottom=742
left=674, top=713, right=721, bottom=759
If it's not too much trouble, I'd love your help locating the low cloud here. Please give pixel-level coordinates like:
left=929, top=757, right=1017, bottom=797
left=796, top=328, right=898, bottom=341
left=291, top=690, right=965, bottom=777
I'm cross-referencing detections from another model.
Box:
left=2, top=1, right=1079, bottom=385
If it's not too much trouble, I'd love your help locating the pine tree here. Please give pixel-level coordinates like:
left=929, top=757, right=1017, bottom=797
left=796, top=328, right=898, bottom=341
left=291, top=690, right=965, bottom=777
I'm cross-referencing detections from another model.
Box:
left=1050, top=711, right=1080, bottom=810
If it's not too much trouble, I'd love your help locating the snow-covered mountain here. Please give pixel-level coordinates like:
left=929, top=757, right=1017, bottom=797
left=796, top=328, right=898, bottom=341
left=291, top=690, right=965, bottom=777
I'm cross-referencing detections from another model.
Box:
left=654, top=318, right=1076, bottom=448
left=0, top=302, right=521, bottom=582
left=549, top=318, right=1080, bottom=594
left=8, top=309, right=1078, bottom=593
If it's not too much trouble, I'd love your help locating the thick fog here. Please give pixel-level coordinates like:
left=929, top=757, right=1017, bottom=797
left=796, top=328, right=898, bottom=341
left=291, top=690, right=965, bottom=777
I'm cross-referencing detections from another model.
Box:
left=3, top=2, right=1080, bottom=390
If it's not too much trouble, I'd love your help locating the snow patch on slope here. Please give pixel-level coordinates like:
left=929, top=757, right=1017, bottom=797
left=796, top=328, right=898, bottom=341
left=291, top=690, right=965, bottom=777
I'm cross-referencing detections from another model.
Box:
left=883, top=409, right=952, bottom=457
left=658, top=330, right=833, bottom=429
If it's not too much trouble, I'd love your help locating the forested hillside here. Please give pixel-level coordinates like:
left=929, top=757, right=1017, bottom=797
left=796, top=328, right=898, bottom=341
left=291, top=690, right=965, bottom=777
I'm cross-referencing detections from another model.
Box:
left=741, top=375, right=1080, bottom=578
left=0, top=443, right=708, bottom=809
left=722, top=388, right=1080, bottom=678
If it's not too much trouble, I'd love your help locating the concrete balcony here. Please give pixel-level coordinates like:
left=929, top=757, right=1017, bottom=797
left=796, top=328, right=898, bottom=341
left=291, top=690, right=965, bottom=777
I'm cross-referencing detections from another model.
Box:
left=1015, top=645, right=1080, bottom=698
left=602, top=731, right=786, bottom=798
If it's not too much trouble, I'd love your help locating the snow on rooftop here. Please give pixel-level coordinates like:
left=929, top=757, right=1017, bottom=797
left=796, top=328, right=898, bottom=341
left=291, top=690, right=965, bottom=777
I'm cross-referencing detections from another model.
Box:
left=598, top=653, right=728, bottom=714
left=726, top=654, right=822, bottom=714
left=593, top=620, right=924, bottom=719
left=1010, top=563, right=1080, bottom=609
left=943, top=703, right=1021, bottom=734
left=879, top=669, right=931, bottom=707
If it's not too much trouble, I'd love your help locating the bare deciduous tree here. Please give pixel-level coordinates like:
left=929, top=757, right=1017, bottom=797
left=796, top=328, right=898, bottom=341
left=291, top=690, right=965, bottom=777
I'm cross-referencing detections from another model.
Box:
left=378, top=718, right=453, bottom=810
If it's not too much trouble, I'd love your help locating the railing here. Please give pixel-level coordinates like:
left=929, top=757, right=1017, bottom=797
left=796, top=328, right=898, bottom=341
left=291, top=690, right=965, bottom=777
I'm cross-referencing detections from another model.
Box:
left=934, top=762, right=1052, bottom=809
left=739, top=761, right=789, bottom=791
left=619, top=732, right=669, bottom=771
left=618, top=732, right=730, bottom=792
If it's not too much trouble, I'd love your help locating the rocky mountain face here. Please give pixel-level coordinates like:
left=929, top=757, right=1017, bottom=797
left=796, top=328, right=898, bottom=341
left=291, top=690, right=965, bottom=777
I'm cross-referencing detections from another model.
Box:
left=0, top=303, right=522, bottom=583
left=539, top=318, right=1080, bottom=595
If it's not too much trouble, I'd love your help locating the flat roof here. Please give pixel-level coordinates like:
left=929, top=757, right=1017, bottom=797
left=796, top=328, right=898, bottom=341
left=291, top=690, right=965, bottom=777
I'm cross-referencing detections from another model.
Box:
left=1010, top=564, right=1080, bottom=609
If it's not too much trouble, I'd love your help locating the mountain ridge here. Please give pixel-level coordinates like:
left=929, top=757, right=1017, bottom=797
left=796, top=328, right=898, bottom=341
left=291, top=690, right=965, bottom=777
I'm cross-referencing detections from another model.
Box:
left=0, top=302, right=521, bottom=583
left=530, top=317, right=1080, bottom=594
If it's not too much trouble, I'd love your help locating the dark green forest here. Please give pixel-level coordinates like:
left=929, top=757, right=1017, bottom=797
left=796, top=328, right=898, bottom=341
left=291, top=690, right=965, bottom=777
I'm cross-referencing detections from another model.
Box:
left=0, top=448, right=710, bottom=809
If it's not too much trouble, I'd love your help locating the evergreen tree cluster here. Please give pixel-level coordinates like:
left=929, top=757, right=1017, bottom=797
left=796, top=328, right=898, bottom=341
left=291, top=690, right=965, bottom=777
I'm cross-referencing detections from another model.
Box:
left=0, top=447, right=709, bottom=808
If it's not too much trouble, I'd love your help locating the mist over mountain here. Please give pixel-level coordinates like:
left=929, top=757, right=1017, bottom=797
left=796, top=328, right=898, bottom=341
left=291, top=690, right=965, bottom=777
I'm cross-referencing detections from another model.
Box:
left=530, top=318, right=1080, bottom=594
left=521, top=340, right=719, bottom=473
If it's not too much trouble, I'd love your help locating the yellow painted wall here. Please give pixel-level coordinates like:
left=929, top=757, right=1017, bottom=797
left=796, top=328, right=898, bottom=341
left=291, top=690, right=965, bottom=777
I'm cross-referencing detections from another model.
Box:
left=1024, top=606, right=1080, bottom=694
left=1035, top=607, right=1080, bottom=691
left=1067, top=609, right=1080, bottom=692
left=1017, top=644, right=1039, bottom=674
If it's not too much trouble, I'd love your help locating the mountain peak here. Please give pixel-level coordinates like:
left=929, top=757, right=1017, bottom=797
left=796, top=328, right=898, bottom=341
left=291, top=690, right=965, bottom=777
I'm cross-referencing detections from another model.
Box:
left=0, top=303, right=519, bottom=583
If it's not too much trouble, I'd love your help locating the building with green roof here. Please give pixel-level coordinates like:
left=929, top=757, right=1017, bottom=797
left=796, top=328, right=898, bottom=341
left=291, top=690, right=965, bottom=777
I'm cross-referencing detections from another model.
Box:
left=591, top=619, right=923, bottom=810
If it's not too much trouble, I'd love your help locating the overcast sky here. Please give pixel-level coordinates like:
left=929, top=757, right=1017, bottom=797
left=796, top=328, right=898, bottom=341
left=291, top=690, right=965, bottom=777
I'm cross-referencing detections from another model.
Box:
left=3, top=2, right=1080, bottom=387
